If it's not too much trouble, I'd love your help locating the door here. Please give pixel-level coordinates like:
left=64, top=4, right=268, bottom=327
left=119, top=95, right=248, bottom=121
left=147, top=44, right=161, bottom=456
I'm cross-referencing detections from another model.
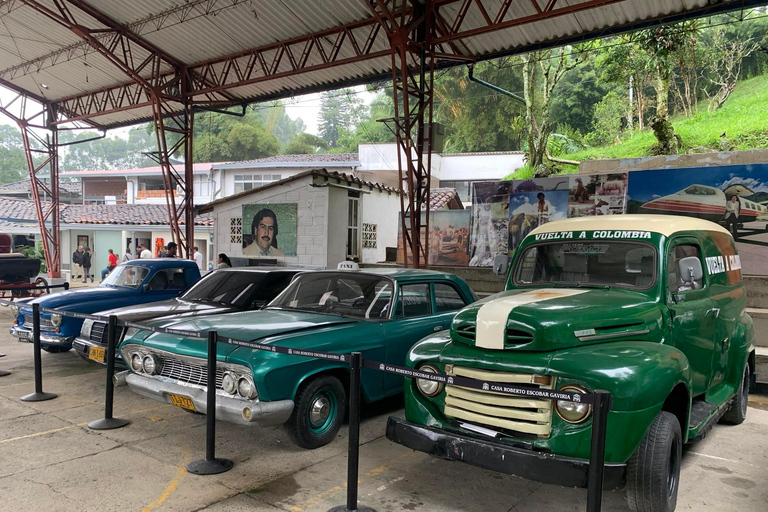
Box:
left=432, top=282, right=471, bottom=331
left=666, top=240, right=716, bottom=397
left=347, top=192, right=360, bottom=260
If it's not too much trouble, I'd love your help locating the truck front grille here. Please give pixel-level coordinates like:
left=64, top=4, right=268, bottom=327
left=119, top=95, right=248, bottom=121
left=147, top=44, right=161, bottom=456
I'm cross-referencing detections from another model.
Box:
left=443, top=366, right=554, bottom=437
left=22, top=315, right=54, bottom=331
left=88, top=321, right=125, bottom=346
left=454, top=325, right=534, bottom=345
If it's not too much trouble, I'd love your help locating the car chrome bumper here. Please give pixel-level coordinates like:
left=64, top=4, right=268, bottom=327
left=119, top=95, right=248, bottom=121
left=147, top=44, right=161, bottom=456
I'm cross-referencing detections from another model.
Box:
left=72, top=337, right=126, bottom=368
left=385, top=417, right=626, bottom=490
left=125, top=372, right=294, bottom=427
left=10, top=326, right=74, bottom=346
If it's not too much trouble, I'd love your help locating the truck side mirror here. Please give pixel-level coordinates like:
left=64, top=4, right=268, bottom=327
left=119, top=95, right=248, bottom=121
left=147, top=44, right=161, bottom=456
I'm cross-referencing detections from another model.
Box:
left=678, top=257, right=703, bottom=282
left=492, top=254, right=508, bottom=278
left=142, top=283, right=150, bottom=293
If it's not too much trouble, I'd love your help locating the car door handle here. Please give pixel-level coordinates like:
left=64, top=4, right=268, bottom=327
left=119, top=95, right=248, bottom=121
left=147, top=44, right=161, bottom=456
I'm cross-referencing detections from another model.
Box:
left=434, top=326, right=443, bottom=332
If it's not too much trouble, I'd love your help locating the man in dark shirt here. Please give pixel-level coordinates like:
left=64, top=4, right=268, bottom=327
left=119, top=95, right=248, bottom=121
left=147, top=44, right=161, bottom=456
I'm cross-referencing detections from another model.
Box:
left=162, top=242, right=178, bottom=258
left=72, top=246, right=84, bottom=279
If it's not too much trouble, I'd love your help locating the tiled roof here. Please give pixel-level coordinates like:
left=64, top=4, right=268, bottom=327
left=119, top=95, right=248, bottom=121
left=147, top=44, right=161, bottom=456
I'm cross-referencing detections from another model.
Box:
left=0, top=179, right=81, bottom=195
left=0, top=198, right=213, bottom=226
left=0, top=218, right=30, bottom=229
left=425, top=188, right=464, bottom=210
left=61, top=163, right=216, bottom=177
left=215, top=153, right=360, bottom=168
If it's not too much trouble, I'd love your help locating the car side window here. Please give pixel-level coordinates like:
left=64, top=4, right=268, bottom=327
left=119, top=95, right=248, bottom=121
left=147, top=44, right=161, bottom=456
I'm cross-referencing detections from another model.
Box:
left=250, top=273, right=295, bottom=307
left=434, top=283, right=467, bottom=313
left=395, top=284, right=431, bottom=318
left=147, top=268, right=187, bottom=291
left=668, top=244, right=704, bottom=294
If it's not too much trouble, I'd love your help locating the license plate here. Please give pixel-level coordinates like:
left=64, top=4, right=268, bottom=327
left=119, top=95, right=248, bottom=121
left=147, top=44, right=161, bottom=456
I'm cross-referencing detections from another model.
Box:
left=16, top=330, right=30, bottom=342
left=88, top=346, right=105, bottom=362
left=168, top=393, right=196, bottom=411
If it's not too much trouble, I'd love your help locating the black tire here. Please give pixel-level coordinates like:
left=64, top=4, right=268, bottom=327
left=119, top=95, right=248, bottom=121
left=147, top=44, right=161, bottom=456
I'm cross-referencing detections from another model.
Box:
left=43, top=346, right=72, bottom=353
left=720, top=364, right=749, bottom=425
left=626, top=411, right=682, bottom=512
left=284, top=375, right=346, bottom=449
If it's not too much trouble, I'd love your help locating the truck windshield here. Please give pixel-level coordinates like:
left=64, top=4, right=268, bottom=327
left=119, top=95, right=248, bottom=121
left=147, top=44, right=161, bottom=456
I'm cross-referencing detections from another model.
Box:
left=181, top=271, right=265, bottom=307
left=513, top=242, right=657, bottom=289
left=101, top=265, right=150, bottom=289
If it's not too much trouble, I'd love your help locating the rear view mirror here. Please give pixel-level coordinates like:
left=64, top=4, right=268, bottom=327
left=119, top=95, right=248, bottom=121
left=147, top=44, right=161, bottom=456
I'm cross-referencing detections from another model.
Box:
left=142, top=283, right=150, bottom=293
left=678, top=257, right=703, bottom=282
left=493, top=254, right=508, bottom=278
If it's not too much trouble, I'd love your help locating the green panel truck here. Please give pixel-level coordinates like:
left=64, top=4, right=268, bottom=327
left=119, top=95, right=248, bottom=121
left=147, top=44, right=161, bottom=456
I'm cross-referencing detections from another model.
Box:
left=386, top=215, right=755, bottom=512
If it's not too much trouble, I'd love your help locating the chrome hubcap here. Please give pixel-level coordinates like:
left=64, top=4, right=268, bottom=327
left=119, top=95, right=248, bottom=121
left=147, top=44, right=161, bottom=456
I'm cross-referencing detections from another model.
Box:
left=309, top=396, right=331, bottom=427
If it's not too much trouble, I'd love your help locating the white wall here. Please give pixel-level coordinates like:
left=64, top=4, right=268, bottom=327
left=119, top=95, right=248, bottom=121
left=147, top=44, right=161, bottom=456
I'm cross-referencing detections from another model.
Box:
left=326, top=186, right=348, bottom=269
left=438, top=152, right=525, bottom=181
left=361, top=189, right=400, bottom=264
left=358, top=143, right=441, bottom=182
left=211, top=177, right=329, bottom=268
left=217, top=167, right=355, bottom=199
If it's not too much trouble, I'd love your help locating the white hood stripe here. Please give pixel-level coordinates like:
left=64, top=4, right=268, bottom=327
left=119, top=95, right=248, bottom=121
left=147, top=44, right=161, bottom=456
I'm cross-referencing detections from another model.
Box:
left=475, top=289, right=588, bottom=350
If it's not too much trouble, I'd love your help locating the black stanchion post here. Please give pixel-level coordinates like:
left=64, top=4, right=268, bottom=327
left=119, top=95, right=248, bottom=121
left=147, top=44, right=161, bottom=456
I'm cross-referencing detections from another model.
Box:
left=586, top=390, right=611, bottom=512
left=88, top=315, right=130, bottom=430
left=21, top=303, right=56, bottom=402
left=328, top=352, right=376, bottom=512
left=187, top=330, right=233, bottom=475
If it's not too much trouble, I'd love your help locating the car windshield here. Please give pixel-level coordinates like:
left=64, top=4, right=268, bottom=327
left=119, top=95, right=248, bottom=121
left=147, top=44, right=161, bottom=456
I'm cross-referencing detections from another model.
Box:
left=268, top=273, right=393, bottom=319
left=513, top=241, right=657, bottom=289
left=181, top=271, right=266, bottom=307
left=101, top=265, right=150, bottom=289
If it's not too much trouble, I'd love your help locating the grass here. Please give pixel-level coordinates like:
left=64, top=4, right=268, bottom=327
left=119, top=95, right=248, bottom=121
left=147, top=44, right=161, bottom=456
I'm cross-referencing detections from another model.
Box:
left=562, top=74, right=768, bottom=162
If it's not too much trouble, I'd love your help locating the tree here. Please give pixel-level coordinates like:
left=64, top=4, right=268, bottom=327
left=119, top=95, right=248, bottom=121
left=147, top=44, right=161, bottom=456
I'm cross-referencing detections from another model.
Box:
left=0, top=125, right=27, bottom=184
left=704, top=28, right=758, bottom=110
left=283, top=133, right=330, bottom=154
left=549, top=59, right=609, bottom=135
left=225, top=123, right=280, bottom=160
left=318, top=89, right=365, bottom=148
left=584, top=91, right=626, bottom=146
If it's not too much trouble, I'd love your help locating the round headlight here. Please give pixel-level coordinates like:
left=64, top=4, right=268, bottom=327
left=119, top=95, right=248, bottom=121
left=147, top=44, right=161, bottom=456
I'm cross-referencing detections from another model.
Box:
left=237, top=376, right=257, bottom=399
left=51, top=313, right=62, bottom=327
left=555, top=386, right=592, bottom=424
left=130, top=353, right=143, bottom=372
left=142, top=355, right=161, bottom=375
left=221, top=372, right=238, bottom=394
left=10, top=304, right=19, bottom=317
left=415, top=365, right=444, bottom=397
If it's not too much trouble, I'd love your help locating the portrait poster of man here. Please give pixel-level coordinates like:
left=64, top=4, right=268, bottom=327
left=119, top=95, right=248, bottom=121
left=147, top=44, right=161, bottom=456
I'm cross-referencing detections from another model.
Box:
left=241, top=204, right=298, bottom=258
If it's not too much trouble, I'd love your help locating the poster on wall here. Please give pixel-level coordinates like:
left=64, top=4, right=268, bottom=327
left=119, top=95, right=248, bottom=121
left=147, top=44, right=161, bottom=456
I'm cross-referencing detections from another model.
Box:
left=627, top=164, right=768, bottom=275
left=241, top=204, right=298, bottom=258
left=468, top=182, right=514, bottom=266
left=397, top=210, right=471, bottom=266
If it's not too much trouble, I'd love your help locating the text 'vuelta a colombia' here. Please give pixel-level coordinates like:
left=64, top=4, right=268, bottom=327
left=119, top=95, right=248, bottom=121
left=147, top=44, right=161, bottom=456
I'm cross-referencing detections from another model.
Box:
left=534, top=230, right=653, bottom=241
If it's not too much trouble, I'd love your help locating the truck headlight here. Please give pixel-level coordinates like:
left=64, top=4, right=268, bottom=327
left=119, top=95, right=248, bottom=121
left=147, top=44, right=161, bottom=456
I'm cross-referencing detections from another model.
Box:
left=130, top=353, right=144, bottom=372
left=51, top=313, right=62, bottom=327
left=555, top=385, right=592, bottom=424
left=237, top=376, right=257, bottom=399
left=415, top=364, right=444, bottom=397
left=10, top=304, right=19, bottom=317
left=81, top=319, right=93, bottom=338
left=221, top=371, right=238, bottom=394
left=142, top=354, right=161, bottom=375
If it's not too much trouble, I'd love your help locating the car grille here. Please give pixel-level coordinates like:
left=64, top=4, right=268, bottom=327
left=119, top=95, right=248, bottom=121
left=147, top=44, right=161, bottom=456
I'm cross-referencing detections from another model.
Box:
left=443, top=366, right=554, bottom=437
left=88, top=321, right=125, bottom=346
left=22, top=315, right=55, bottom=331
left=454, top=325, right=534, bottom=345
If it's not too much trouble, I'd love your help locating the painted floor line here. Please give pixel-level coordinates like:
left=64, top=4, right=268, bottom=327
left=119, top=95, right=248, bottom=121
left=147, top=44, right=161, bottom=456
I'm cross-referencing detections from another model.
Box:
left=687, top=451, right=761, bottom=469
left=141, top=465, right=187, bottom=512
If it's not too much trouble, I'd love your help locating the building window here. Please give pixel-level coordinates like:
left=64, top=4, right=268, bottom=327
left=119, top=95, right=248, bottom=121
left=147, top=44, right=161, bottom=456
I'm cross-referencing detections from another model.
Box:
left=230, top=217, right=242, bottom=244
left=347, top=193, right=360, bottom=260
left=234, top=174, right=282, bottom=193
left=362, top=223, right=377, bottom=249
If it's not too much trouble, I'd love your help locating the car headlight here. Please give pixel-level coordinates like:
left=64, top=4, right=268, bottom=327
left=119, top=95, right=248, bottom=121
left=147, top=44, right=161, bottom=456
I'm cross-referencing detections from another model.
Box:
left=81, top=319, right=93, bottom=338
left=142, top=354, right=161, bottom=375
left=555, top=385, right=592, bottom=424
left=124, top=327, right=152, bottom=341
left=221, top=371, right=238, bottom=394
left=415, top=364, right=444, bottom=397
left=10, top=304, right=19, bottom=317
left=130, top=353, right=144, bottom=372
left=51, top=313, right=62, bottom=327
left=237, top=376, right=257, bottom=399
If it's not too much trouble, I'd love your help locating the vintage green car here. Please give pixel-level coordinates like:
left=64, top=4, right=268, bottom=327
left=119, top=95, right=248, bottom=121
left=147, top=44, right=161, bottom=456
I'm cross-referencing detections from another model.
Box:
left=386, top=215, right=755, bottom=512
left=119, top=268, right=475, bottom=448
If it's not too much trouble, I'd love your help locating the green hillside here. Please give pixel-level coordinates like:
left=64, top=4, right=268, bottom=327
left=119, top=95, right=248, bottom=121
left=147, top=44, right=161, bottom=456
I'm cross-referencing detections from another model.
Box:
left=563, top=74, right=768, bottom=162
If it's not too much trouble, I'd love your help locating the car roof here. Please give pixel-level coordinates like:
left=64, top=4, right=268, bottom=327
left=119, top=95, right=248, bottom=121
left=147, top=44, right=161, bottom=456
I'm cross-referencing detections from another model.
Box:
left=123, top=258, right=199, bottom=268
left=529, top=214, right=731, bottom=237
left=214, top=267, right=301, bottom=274
left=338, top=267, right=460, bottom=281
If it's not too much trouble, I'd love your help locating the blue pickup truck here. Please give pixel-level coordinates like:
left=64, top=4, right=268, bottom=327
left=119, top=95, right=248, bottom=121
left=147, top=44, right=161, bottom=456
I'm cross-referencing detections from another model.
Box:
left=10, top=259, right=201, bottom=352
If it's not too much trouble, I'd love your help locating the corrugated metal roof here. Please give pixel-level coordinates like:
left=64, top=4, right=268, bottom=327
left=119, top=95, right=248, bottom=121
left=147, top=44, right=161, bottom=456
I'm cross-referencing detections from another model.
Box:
left=0, top=0, right=762, bottom=128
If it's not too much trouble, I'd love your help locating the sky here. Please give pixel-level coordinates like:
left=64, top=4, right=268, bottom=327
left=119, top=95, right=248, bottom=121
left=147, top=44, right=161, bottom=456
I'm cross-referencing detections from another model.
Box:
left=0, top=84, right=377, bottom=139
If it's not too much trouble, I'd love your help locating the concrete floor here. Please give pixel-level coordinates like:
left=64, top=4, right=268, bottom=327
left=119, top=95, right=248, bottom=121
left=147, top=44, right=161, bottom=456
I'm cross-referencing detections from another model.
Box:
left=1, top=309, right=767, bottom=512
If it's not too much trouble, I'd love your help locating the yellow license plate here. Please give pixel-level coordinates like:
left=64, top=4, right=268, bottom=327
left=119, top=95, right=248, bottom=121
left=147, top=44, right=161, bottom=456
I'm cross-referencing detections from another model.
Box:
left=88, top=346, right=105, bottom=362
left=168, top=393, right=196, bottom=411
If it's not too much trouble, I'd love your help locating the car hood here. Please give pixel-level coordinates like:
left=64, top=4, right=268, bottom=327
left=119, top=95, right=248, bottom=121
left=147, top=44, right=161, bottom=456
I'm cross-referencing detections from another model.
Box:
left=24, top=286, right=135, bottom=311
left=132, top=308, right=359, bottom=356
left=96, top=299, right=238, bottom=324
left=450, top=287, right=663, bottom=351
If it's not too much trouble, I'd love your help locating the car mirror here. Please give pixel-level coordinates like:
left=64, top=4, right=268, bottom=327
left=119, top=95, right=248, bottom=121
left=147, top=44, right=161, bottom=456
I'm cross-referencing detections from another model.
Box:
left=492, top=254, right=508, bottom=278
left=142, top=283, right=150, bottom=293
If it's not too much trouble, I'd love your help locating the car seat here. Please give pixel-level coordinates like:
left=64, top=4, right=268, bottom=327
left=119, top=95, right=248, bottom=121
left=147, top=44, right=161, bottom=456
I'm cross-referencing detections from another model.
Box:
left=560, top=254, right=589, bottom=282
left=635, top=256, right=655, bottom=287
left=148, top=272, right=169, bottom=291
left=171, top=272, right=187, bottom=290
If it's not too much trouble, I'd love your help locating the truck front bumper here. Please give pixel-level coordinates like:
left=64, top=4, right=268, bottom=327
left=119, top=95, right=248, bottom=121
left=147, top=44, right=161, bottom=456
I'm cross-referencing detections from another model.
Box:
left=125, top=372, right=294, bottom=427
left=386, top=417, right=626, bottom=490
left=9, top=325, right=74, bottom=347
left=72, top=337, right=126, bottom=369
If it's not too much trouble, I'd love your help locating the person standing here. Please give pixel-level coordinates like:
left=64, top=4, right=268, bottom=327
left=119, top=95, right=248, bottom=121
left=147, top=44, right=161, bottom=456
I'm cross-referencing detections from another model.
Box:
left=101, top=249, right=118, bottom=280
left=216, top=253, right=232, bottom=269
left=192, top=246, right=203, bottom=270
left=724, top=195, right=741, bottom=237
left=72, top=246, right=84, bottom=279
left=139, top=244, right=152, bottom=259
left=162, top=242, right=178, bottom=258
left=81, top=247, right=92, bottom=283
left=123, top=247, right=132, bottom=263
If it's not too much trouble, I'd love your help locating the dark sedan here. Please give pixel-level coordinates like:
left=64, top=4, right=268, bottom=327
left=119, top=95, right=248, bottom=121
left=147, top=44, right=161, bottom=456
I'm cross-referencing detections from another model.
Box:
left=73, top=268, right=300, bottom=366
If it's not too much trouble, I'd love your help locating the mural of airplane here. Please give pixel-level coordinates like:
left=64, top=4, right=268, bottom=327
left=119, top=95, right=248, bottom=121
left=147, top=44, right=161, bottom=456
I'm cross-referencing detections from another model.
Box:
left=638, top=184, right=768, bottom=224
